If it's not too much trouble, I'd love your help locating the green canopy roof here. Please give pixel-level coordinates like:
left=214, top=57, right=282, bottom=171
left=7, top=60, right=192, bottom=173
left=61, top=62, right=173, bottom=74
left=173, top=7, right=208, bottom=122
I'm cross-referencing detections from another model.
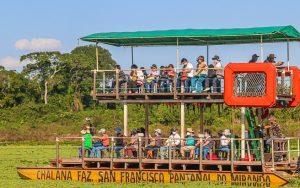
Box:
left=81, top=25, right=300, bottom=46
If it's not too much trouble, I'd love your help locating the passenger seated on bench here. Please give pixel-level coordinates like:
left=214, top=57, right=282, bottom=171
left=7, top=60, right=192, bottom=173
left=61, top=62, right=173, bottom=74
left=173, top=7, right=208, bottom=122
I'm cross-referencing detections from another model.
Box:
left=180, top=128, right=196, bottom=159
left=124, top=129, right=138, bottom=158
left=114, top=127, right=124, bottom=158
left=219, top=129, right=231, bottom=160
left=111, top=64, right=127, bottom=93
left=145, top=64, right=159, bottom=93
left=266, top=115, right=284, bottom=150
left=144, top=129, right=163, bottom=158
left=195, top=129, right=213, bottom=160
left=166, top=64, right=175, bottom=92
left=176, top=58, right=194, bottom=92
left=158, top=66, right=169, bottom=93
left=195, top=133, right=204, bottom=159
left=160, top=128, right=181, bottom=159
left=90, top=128, right=110, bottom=158
left=128, top=64, right=139, bottom=93
left=78, top=126, right=93, bottom=158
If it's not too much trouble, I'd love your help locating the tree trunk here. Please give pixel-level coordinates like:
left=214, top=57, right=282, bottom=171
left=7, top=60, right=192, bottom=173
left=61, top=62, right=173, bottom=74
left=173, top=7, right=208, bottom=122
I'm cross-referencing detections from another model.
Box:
left=44, top=81, right=48, bottom=104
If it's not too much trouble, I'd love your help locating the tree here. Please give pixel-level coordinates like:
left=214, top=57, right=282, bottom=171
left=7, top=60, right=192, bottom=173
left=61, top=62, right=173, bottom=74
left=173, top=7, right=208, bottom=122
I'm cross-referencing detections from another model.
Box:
left=21, top=52, right=64, bottom=104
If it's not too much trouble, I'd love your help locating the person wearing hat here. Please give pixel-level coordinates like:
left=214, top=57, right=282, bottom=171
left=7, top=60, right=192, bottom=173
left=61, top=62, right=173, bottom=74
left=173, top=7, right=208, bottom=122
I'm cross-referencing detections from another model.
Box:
left=191, top=56, right=208, bottom=93
left=203, top=55, right=223, bottom=92
left=180, top=128, right=196, bottom=159
left=160, top=128, right=181, bottom=159
left=90, top=128, right=110, bottom=158
left=114, top=127, right=124, bottom=158
left=176, top=58, right=194, bottom=92
left=249, top=54, right=260, bottom=63
left=144, top=129, right=163, bottom=158
left=219, top=129, right=231, bottom=160
left=78, top=124, right=93, bottom=158
left=264, top=54, right=284, bottom=66
left=83, top=117, right=96, bottom=136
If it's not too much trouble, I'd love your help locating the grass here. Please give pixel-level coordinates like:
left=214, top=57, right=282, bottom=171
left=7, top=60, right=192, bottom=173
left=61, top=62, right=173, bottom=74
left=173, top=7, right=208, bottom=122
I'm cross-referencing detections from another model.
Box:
left=0, top=145, right=300, bottom=188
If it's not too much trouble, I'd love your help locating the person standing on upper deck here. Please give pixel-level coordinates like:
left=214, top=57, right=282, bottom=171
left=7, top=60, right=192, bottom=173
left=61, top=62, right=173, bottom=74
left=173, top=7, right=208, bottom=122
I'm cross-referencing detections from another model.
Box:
left=249, top=54, right=259, bottom=63
left=176, top=58, right=194, bottom=92
left=264, top=54, right=284, bottom=66
left=203, top=55, right=223, bottom=93
left=191, top=56, right=208, bottom=93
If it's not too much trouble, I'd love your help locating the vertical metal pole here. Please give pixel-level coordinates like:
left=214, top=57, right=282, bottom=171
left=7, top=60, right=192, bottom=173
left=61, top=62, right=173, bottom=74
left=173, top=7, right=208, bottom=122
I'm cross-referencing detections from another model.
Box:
left=230, top=138, right=234, bottom=173
left=110, top=137, right=114, bottom=170
left=200, top=105, right=204, bottom=133
left=131, top=46, right=134, bottom=65
left=271, top=140, right=275, bottom=169
left=206, top=43, right=209, bottom=62
left=123, top=103, right=128, bottom=136
left=96, top=43, right=99, bottom=71
left=168, top=140, right=172, bottom=170
left=81, top=136, right=85, bottom=168
left=287, top=39, right=290, bottom=70
left=145, top=104, right=149, bottom=146
left=102, top=72, right=106, bottom=93
left=288, top=139, right=291, bottom=164
left=180, top=102, right=185, bottom=139
left=93, top=70, right=97, bottom=100
left=260, top=138, right=265, bottom=172
left=176, top=38, right=179, bottom=70
left=260, top=35, right=264, bottom=62
left=241, top=107, right=246, bottom=159
left=138, top=137, right=142, bottom=170
left=115, top=69, right=119, bottom=99
left=199, top=138, right=203, bottom=171
left=56, top=137, right=59, bottom=168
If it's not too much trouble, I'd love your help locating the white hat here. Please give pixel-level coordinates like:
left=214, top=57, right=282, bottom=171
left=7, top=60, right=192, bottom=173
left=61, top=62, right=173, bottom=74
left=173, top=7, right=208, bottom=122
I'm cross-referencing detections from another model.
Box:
left=98, top=128, right=106, bottom=134
left=223, top=129, right=231, bottom=136
left=155, top=129, right=162, bottom=134
left=85, top=117, right=91, bottom=121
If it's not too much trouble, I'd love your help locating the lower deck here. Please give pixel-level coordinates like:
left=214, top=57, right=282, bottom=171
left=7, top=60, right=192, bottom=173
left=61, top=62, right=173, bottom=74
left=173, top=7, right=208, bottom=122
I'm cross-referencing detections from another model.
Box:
left=50, top=157, right=298, bottom=173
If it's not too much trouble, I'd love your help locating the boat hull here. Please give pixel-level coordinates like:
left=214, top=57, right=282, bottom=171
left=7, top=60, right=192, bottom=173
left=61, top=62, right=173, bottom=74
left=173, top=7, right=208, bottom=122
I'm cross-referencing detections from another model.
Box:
left=17, top=167, right=288, bottom=187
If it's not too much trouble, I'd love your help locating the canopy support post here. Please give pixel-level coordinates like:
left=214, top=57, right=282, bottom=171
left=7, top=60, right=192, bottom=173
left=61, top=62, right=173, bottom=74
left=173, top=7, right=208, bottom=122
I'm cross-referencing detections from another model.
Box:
left=96, top=43, right=99, bottom=71
left=131, top=46, right=134, bottom=65
left=200, top=105, right=204, bottom=133
left=123, top=103, right=128, bottom=136
left=180, top=102, right=185, bottom=139
left=176, top=38, right=179, bottom=70
left=206, top=43, right=209, bottom=62
left=260, top=35, right=264, bottom=62
left=241, top=107, right=246, bottom=159
left=145, top=104, right=149, bottom=145
left=287, top=39, right=290, bottom=70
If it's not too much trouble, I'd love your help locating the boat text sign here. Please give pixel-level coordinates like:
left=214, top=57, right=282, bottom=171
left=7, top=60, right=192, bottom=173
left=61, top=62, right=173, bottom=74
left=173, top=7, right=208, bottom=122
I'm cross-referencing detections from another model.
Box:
left=17, top=168, right=288, bottom=187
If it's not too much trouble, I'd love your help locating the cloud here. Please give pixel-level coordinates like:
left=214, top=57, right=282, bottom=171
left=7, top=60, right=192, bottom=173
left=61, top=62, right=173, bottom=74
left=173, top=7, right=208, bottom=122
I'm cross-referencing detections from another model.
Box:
left=0, top=56, right=29, bottom=71
left=15, top=38, right=62, bottom=51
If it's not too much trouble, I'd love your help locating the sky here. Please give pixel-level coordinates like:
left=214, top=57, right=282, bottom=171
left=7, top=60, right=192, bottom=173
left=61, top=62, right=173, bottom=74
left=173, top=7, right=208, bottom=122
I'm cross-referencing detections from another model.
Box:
left=0, top=0, right=300, bottom=71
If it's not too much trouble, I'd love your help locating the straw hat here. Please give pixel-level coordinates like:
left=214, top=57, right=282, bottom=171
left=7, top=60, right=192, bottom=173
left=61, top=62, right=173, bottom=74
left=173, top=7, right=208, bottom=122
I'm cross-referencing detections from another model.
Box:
left=186, top=128, right=194, bottom=133
left=155, top=129, right=162, bottom=134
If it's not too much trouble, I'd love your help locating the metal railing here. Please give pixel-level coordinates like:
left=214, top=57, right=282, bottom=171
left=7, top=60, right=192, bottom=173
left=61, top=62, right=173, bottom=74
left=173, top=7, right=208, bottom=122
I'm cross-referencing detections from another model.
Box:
left=92, top=67, right=224, bottom=99
left=54, top=136, right=300, bottom=172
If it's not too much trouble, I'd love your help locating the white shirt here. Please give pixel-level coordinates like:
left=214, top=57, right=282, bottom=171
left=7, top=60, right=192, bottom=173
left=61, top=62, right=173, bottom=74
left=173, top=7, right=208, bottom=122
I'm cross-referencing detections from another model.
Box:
left=186, top=62, right=194, bottom=77
left=137, top=70, right=144, bottom=80
left=220, top=135, right=230, bottom=146
left=166, top=133, right=181, bottom=146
